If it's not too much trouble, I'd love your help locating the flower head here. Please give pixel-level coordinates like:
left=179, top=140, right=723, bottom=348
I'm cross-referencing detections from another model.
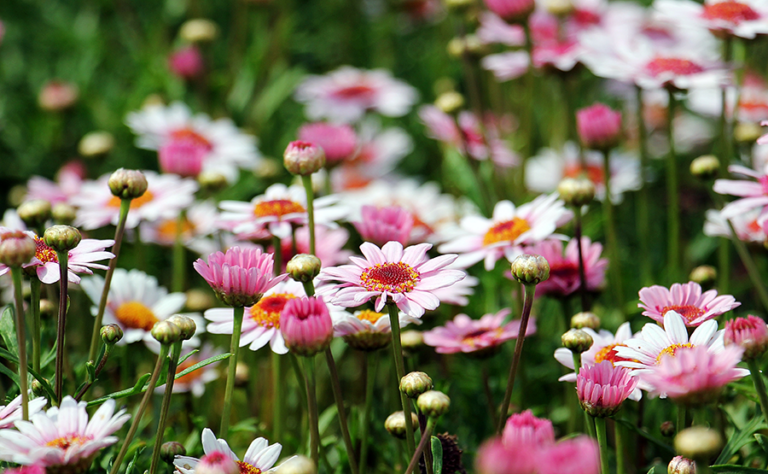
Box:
left=522, top=237, right=607, bottom=297
left=423, top=309, right=536, bottom=356
left=332, top=308, right=420, bottom=351
left=538, top=436, right=600, bottom=474
left=0, top=394, right=47, bottom=429
left=169, top=46, right=204, bottom=79
left=353, top=205, right=414, bottom=246
left=298, top=123, right=358, bottom=166
left=475, top=438, right=537, bottom=474
left=280, top=296, right=334, bottom=357
left=16, top=231, right=114, bottom=285
left=482, top=0, right=535, bottom=21
left=174, top=428, right=284, bottom=474
left=501, top=410, right=555, bottom=448
left=638, top=281, right=739, bottom=327
left=576, top=103, right=622, bottom=150
left=724, top=315, right=768, bottom=360
left=577, top=361, right=638, bottom=417
left=655, top=0, right=768, bottom=39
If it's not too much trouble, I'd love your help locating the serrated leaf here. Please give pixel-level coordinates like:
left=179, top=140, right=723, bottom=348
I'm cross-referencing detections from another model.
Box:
left=431, top=436, right=443, bottom=474
left=1, top=306, right=19, bottom=357
left=614, top=418, right=675, bottom=455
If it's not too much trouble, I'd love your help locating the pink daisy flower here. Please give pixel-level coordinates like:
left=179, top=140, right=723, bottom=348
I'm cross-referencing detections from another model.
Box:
left=538, top=437, right=600, bottom=474
left=174, top=428, right=284, bottom=474
left=0, top=397, right=129, bottom=467
left=477, top=12, right=525, bottom=46
left=476, top=438, right=538, bottom=474
left=298, top=122, right=358, bottom=166
left=25, top=161, right=86, bottom=205
left=0, top=395, right=47, bottom=429
left=318, top=241, right=465, bottom=317
left=439, top=194, right=572, bottom=270
left=423, top=309, right=537, bottom=355
left=577, top=361, right=638, bottom=417
left=638, top=281, right=740, bottom=327
left=655, top=0, right=768, bottom=39
left=522, top=237, right=607, bottom=298
left=276, top=224, right=352, bottom=271
left=482, top=51, right=531, bottom=82
left=501, top=410, right=555, bottom=448
left=576, top=103, right=622, bottom=151
left=724, top=315, right=768, bottom=360
left=353, top=205, right=414, bottom=246
left=332, top=308, right=420, bottom=351
left=714, top=163, right=768, bottom=218
left=704, top=208, right=766, bottom=243
left=294, top=66, right=419, bottom=123
left=483, top=0, right=535, bottom=21
left=168, top=46, right=204, bottom=79
left=3, top=466, right=46, bottom=474
left=430, top=270, right=479, bottom=306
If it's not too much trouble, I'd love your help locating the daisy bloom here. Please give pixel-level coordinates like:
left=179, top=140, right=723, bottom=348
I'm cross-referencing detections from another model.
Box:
left=538, top=437, right=600, bottom=474
left=430, top=270, right=479, bottom=306
left=475, top=438, right=538, bottom=474
left=724, top=315, right=768, bottom=360
left=439, top=194, right=572, bottom=270
left=482, top=51, right=531, bottom=82
left=577, top=361, right=638, bottom=417
left=71, top=171, right=198, bottom=230
left=686, top=73, right=768, bottom=123
left=477, top=11, right=526, bottom=46
left=483, top=0, right=535, bottom=21
left=25, top=161, right=86, bottom=205
left=156, top=343, right=222, bottom=397
left=298, top=122, right=358, bottom=166
left=0, top=396, right=129, bottom=468
left=205, top=280, right=305, bottom=354
left=638, top=281, right=740, bottom=327
left=715, top=163, right=768, bottom=218
left=125, top=102, right=259, bottom=181
left=81, top=268, right=203, bottom=347
left=18, top=231, right=114, bottom=285
left=294, top=66, right=419, bottom=123
left=353, top=205, right=414, bottom=246
left=501, top=410, right=555, bottom=448
left=174, top=428, right=284, bottom=474
left=703, top=208, right=766, bottom=243
left=318, top=241, right=465, bottom=317
left=654, top=0, right=768, bottom=39
left=576, top=103, right=622, bottom=151
left=140, top=200, right=218, bottom=247
left=0, top=395, right=47, bottom=429
left=423, top=309, right=537, bottom=356
left=3, top=466, right=46, bottom=474
left=639, top=345, right=747, bottom=404
left=523, top=237, right=607, bottom=297
left=332, top=308, right=420, bottom=351
left=276, top=225, right=352, bottom=271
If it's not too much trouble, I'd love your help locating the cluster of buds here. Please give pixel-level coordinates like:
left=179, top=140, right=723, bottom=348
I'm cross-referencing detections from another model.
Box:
left=151, top=315, right=197, bottom=345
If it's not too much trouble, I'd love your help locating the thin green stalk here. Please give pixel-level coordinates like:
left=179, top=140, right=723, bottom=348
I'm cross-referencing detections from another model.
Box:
left=602, top=149, right=623, bottom=315
left=696, top=459, right=712, bottom=474
left=300, top=175, right=316, bottom=255
left=571, top=351, right=594, bottom=437
left=404, top=418, right=436, bottom=474
left=615, top=419, right=626, bottom=474
left=109, top=344, right=170, bottom=474
left=149, top=341, right=182, bottom=474
left=677, top=405, right=686, bottom=432
left=594, top=416, right=610, bottom=474
left=572, top=352, right=582, bottom=375
left=726, top=220, right=768, bottom=313
left=720, top=36, right=733, bottom=167
left=718, top=239, right=730, bottom=294
left=172, top=211, right=186, bottom=293
left=272, top=353, right=284, bottom=442
left=303, top=356, right=320, bottom=466
left=387, top=303, right=416, bottom=455
left=29, top=277, right=41, bottom=373
left=360, top=352, right=378, bottom=471
left=289, top=353, right=309, bottom=431
left=54, top=251, right=69, bottom=406
left=74, top=343, right=113, bottom=401
left=482, top=366, right=497, bottom=429
left=497, top=284, right=536, bottom=434
left=747, top=360, right=768, bottom=424
left=574, top=209, right=589, bottom=312
left=88, top=199, right=131, bottom=363
left=325, top=348, right=359, bottom=474
left=666, top=89, right=680, bottom=282
left=636, top=86, right=652, bottom=285
left=11, top=267, right=29, bottom=420
left=272, top=235, right=282, bottom=276
left=220, top=306, right=245, bottom=435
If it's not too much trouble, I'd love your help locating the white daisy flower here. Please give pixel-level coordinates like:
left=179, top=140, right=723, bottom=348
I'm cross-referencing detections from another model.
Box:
left=174, top=428, right=285, bottom=474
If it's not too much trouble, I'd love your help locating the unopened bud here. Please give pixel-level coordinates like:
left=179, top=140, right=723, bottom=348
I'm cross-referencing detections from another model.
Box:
left=276, top=455, right=316, bottom=474
left=78, top=131, right=115, bottom=157
left=161, top=441, right=186, bottom=464
left=108, top=169, right=148, bottom=200
left=561, top=328, right=594, bottom=353
left=571, top=312, right=600, bottom=330
left=31, top=378, right=48, bottom=398
left=435, top=91, right=465, bottom=114
left=557, top=178, right=596, bottom=207
left=385, top=411, right=420, bottom=439
left=167, top=314, right=197, bottom=341
left=255, top=158, right=281, bottom=179
left=235, top=362, right=250, bottom=387
left=101, top=324, right=124, bottom=345
left=0, top=231, right=36, bottom=267
left=8, top=185, right=27, bottom=208
left=510, top=254, right=550, bottom=285
left=185, top=288, right=215, bottom=312
left=43, top=225, right=81, bottom=252
left=444, top=0, right=475, bottom=11
left=544, top=0, right=574, bottom=16
left=198, top=171, right=228, bottom=193
left=690, top=155, right=720, bottom=180
left=151, top=320, right=182, bottom=345
left=674, top=427, right=723, bottom=461
left=400, top=371, right=434, bottom=399
left=660, top=421, right=676, bottom=437
left=17, top=200, right=52, bottom=228
left=689, top=265, right=716, bottom=285
left=52, top=203, right=77, bottom=225
left=40, top=299, right=56, bottom=318
left=668, top=456, right=696, bottom=474
left=401, top=330, right=424, bottom=350
left=284, top=141, right=326, bottom=176
left=180, top=19, right=219, bottom=43
left=734, top=122, right=763, bottom=144
left=38, top=81, right=78, bottom=111
left=417, top=390, right=451, bottom=418
left=287, top=254, right=322, bottom=282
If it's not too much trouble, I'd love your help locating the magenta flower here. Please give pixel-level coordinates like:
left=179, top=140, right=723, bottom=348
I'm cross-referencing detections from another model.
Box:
left=538, top=436, right=600, bottom=474
left=279, top=296, right=334, bottom=357
left=576, top=103, right=622, bottom=151
left=724, top=315, right=768, bottom=360
left=475, top=438, right=537, bottom=474
left=576, top=361, right=638, bottom=417
left=501, top=410, right=555, bottom=448
left=423, top=310, right=536, bottom=355
left=298, top=122, right=358, bottom=165
left=318, top=241, right=465, bottom=317
left=482, top=0, right=535, bottom=21
left=353, top=205, right=414, bottom=246
left=638, top=281, right=740, bottom=327
left=3, top=466, right=46, bottom=474
left=195, top=451, right=239, bottom=474
left=194, top=246, right=288, bottom=307
left=168, top=46, right=204, bottom=79
left=523, top=237, right=607, bottom=298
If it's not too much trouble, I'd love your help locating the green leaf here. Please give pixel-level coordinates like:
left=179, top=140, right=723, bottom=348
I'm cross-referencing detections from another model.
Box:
left=614, top=418, right=675, bottom=455
left=41, top=341, right=57, bottom=368
left=167, top=353, right=230, bottom=385
left=716, top=411, right=766, bottom=464
left=646, top=468, right=655, bottom=474
left=177, top=349, right=199, bottom=366
left=431, top=436, right=443, bottom=474
left=125, top=445, right=146, bottom=474
left=754, top=434, right=768, bottom=456
left=0, top=306, right=19, bottom=357
left=0, top=362, right=20, bottom=385
left=711, top=465, right=768, bottom=473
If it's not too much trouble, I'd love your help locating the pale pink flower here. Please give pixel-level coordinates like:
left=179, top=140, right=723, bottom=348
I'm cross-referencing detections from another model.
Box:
left=522, top=237, right=607, bottom=297
left=0, top=395, right=47, bottom=429
left=38, top=81, right=78, bottom=111
left=477, top=12, right=526, bottom=46
left=168, top=46, right=204, bottom=79
left=482, top=52, right=531, bottom=81
left=686, top=73, right=768, bottom=122
left=277, top=225, right=352, bottom=271
left=577, top=103, right=622, bottom=150
left=25, top=161, right=86, bottom=205
left=280, top=296, right=334, bottom=356
left=174, top=428, right=284, bottom=474
left=577, top=361, right=638, bottom=416
left=538, top=437, right=600, bottom=474
left=298, top=122, right=358, bottom=165
left=724, top=315, right=768, bottom=360
left=294, top=66, right=418, bottom=123
left=194, top=451, right=239, bottom=474
left=483, top=0, right=535, bottom=21
left=703, top=208, right=766, bottom=242
left=714, top=164, right=768, bottom=218
left=501, top=410, right=555, bottom=448
left=430, top=271, right=479, bottom=306
left=3, top=466, right=46, bottom=474
left=423, top=309, right=536, bottom=355
left=655, top=0, right=768, bottom=39
left=475, top=438, right=537, bottom=474
left=0, top=397, right=129, bottom=467
left=638, top=281, right=739, bottom=327
left=533, top=41, right=583, bottom=72
left=419, top=105, right=462, bottom=147
left=354, top=205, right=414, bottom=246
left=141, top=200, right=218, bottom=248
left=18, top=231, right=114, bottom=285
left=318, top=241, right=465, bottom=317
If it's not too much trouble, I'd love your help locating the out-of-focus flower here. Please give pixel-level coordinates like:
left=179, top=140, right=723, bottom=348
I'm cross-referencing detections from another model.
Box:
left=38, top=81, right=78, bottom=111
left=522, top=237, right=607, bottom=297
left=724, top=315, right=768, bottom=360
left=126, top=102, right=259, bottom=181
left=0, top=394, right=47, bottom=429
left=141, top=200, right=218, bottom=248
left=276, top=225, right=352, bottom=271
left=430, top=268, right=479, bottom=306
left=25, top=161, right=86, bottom=205
left=501, top=410, right=555, bottom=448
left=477, top=12, right=526, bottom=46
left=318, top=241, right=465, bottom=317
left=482, top=52, right=531, bottom=81
left=538, top=436, right=600, bottom=474
left=79, top=131, right=115, bottom=157
left=714, top=164, right=768, bottom=219
left=295, top=66, right=419, bottom=123
left=0, top=397, right=129, bottom=467
left=2, top=466, right=46, bottom=474
left=576, top=103, right=622, bottom=150
left=577, top=361, right=637, bottom=416
left=332, top=308, right=420, bottom=351
left=353, top=205, right=414, bottom=246
left=174, top=428, right=284, bottom=474
left=655, top=0, right=768, bottom=39
left=759, top=120, right=768, bottom=145
left=280, top=296, right=334, bottom=357
left=169, top=46, right=204, bottom=79
left=179, top=18, right=219, bottom=43
left=298, top=123, right=357, bottom=166
left=475, top=438, right=537, bottom=474
left=156, top=343, right=222, bottom=397
left=483, top=0, right=536, bottom=21
left=194, top=451, right=239, bottom=474
left=423, top=309, right=536, bottom=355
left=687, top=73, right=768, bottom=123
left=638, top=281, right=739, bottom=327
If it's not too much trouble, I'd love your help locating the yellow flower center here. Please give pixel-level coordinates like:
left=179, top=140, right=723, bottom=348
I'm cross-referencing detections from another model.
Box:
left=46, top=434, right=89, bottom=450
left=482, top=217, right=531, bottom=247
left=107, top=191, right=155, bottom=209
left=253, top=199, right=305, bottom=219
left=157, top=218, right=195, bottom=241
left=236, top=461, right=262, bottom=474
left=360, top=262, right=419, bottom=294
left=656, top=343, right=694, bottom=364
left=114, top=301, right=160, bottom=331
left=175, top=357, right=203, bottom=385
left=356, top=310, right=385, bottom=324
left=249, top=293, right=296, bottom=328
left=661, top=305, right=705, bottom=323
left=461, top=328, right=503, bottom=347
left=594, top=343, right=636, bottom=366
left=34, top=236, right=60, bottom=263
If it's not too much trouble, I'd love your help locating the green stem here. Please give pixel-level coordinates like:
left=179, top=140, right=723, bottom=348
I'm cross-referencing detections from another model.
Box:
left=109, top=344, right=170, bottom=474
left=88, top=198, right=131, bottom=363
left=666, top=89, right=680, bottom=282
left=325, top=348, right=359, bottom=474
left=303, top=356, right=320, bottom=466
left=404, top=418, right=436, bottom=474
left=10, top=267, right=29, bottom=420
left=602, top=149, right=623, bottom=316
left=301, top=175, right=316, bottom=256
left=387, top=303, right=416, bottom=455
left=594, top=416, right=610, bottom=474
left=717, top=239, right=730, bottom=294
left=615, top=419, right=626, bottom=474
left=360, top=352, right=378, bottom=471
left=54, top=251, right=69, bottom=406
left=572, top=351, right=594, bottom=437
left=272, top=235, right=282, bottom=277
left=677, top=405, right=686, bottom=432
left=149, top=341, right=182, bottom=474
left=574, top=209, right=589, bottom=312
left=726, top=220, right=768, bottom=313
left=636, top=86, right=652, bottom=285
left=482, top=366, right=497, bottom=429
left=272, top=352, right=284, bottom=442
left=74, top=344, right=112, bottom=401
left=747, top=360, right=768, bottom=425
left=220, top=306, right=245, bottom=435
left=29, top=277, right=41, bottom=374
left=696, top=459, right=712, bottom=474
left=289, top=353, right=309, bottom=433
left=172, top=211, right=186, bottom=293
left=497, top=284, right=536, bottom=434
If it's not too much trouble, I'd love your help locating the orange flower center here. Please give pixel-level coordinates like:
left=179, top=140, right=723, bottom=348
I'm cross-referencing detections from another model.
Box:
left=564, top=163, right=605, bottom=185
left=360, top=262, right=420, bottom=294
left=482, top=217, right=531, bottom=246
left=594, top=343, right=635, bottom=366
left=661, top=305, right=705, bottom=323
left=46, top=434, right=90, bottom=450
left=107, top=191, right=155, bottom=209
left=461, top=328, right=503, bottom=347
left=114, top=301, right=160, bottom=331
left=702, top=1, right=759, bottom=23
left=356, top=309, right=385, bottom=324
left=656, top=343, right=694, bottom=364
left=253, top=199, right=305, bottom=219
left=249, top=293, right=296, bottom=328
left=646, top=57, right=704, bottom=77
left=236, top=461, right=262, bottom=474
left=169, top=128, right=213, bottom=150
left=175, top=357, right=204, bottom=385
left=157, top=218, right=195, bottom=241
left=34, top=236, right=60, bottom=263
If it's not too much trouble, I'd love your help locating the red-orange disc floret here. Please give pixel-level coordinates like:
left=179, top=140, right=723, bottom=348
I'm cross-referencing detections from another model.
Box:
left=594, top=343, right=636, bottom=366
left=482, top=217, right=531, bottom=247
left=253, top=199, right=306, bottom=219
left=702, top=1, right=759, bottom=23
left=236, top=461, right=262, bottom=474
left=646, top=57, right=705, bottom=77
left=360, top=262, right=420, bottom=294
left=34, top=236, right=60, bottom=264
left=661, top=304, right=705, bottom=324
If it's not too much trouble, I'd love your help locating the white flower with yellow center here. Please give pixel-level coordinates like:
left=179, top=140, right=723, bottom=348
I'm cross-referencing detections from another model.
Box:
left=332, top=309, right=421, bottom=351
left=174, top=428, right=285, bottom=474
left=140, top=200, right=219, bottom=247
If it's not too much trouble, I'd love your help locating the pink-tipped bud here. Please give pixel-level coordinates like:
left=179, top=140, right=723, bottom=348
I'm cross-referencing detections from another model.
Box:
left=284, top=140, right=326, bottom=176
left=0, top=231, right=36, bottom=267
left=668, top=455, right=696, bottom=474
left=482, top=0, right=535, bottom=22
left=169, top=46, right=204, bottom=79
left=724, top=315, right=768, bottom=360
left=353, top=205, right=414, bottom=246
left=38, top=81, right=78, bottom=112
left=576, top=103, right=622, bottom=151
left=194, top=451, right=239, bottom=474
left=280, top=296, right=334, bottom=357
left=297, top=123, right=357, bottom=166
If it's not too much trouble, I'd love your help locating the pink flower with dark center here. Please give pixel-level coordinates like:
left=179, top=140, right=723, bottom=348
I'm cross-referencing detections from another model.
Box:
left=280, top=296, right=334, bottom=356
left=483, top=0, right=536, bottom=21
left=298, top=123, right=358, bottom=165
left=174, top=428, right=284, bottom=474
left=423, top=309, right=536, bottom=355
left=576, top=361, right=638, bottom=417
left=158, top=128, right=212, bottom=177
left=318, top=241, right=465, bottom=317
left=655, top=0, right=768, bottom=39
left=501, top=410, right=555, bottom=448
left=724, top=315, right=768, bottom=360
left=638, top=281, right=739, bottom=327
left=194, top=246, right=288, bottom=307
left=475, top=438, right=538, bottom=474
left=354, top=205, right=414, bottom=246
left=168, top=46, right=204, bottom=79
left=195, top=451, right=239, bottom=474
left=522, top=237, right=607, bottom=297
left=538, top=436, right=600, bottom=474
left=577, top=103, right=622, bottom=150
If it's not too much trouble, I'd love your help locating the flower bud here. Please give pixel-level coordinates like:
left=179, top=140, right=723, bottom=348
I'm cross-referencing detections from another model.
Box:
left=0, top=231, right=36, bottom=267
left=180, top=19, right=219, bottom=43
left=557, top=177, right=595, bottom=207
left=660, top=420, right=676, bottom=437
left=38, top=81, right=78, bottom=111
left=198, top=171, right=229, bottom=193
left=401, top=330, right=424, bottom=350
left=689, top=265, right=716, bottom=285
left=561, top=328, right=594, bottom=353
left=39, top=299, right=56, bottom=318
left=284, top=141, right=326, bottom=176
left=151, top=320, right=182, bottom=345
left=674, top=427, right=723, bottom=461
left=235, top=362, right=250, bottom=387
left=160, top=441, right=186, bottom=464
left=167, top=314, right=197, bottom=341
left=417, top=390, right=451, bottom=418
left=185, top=289, right=215, bottom=312
left=52, top=203, right=77, bottom=225
left=43, top=225, right=81, bottom=252
left=668, top=456, right=696, bottom=474
left=724, top=315, right=768, bottom=360
left=435, top=91, right=465, bottom=115
left=108, top=169, right=149, bottom=200
left=577, top=103, right=622, bottom=151
left=256, top=158, right=281, bottom=178
left=690, top=155, right=720, bottom=180
left=194, top=451, right=239, bottom=474
left=31, top=378, right=49, bottom=398
left=510, top=254, right=550, bottom=285
left=100, top=324, right=124, bottom=345
left=78, top=131, right=114, bottom=157
left=280, top=297, right=334, bottom=357
left=8, top=185, right=27, bottom=208
left=400, top=371, right=434, bottom=399
left=276, top=455, right=317, bottom=474
left=385, top=411, right=419, bottom=439
left=734, top=122, right=763, bottom=144
left=287, top=254, right=322, bottom=283
left=444, top=0, right=475, bottom=11
left=571, top=312, right=600, bottom=330
left=17, top=200, right=52, bottom=228
left=544, top=0, right=574, bottom=16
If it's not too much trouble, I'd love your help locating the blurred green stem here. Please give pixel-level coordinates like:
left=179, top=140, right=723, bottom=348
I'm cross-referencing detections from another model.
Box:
left=11, top=267, right=29, bottom=420
left=360, top=352, right=378, bottom=471
left=574, top=209, right=588, bottom=312
left=272, top=235, right=282, bottom=276
left=220, top=306, right=244, bottom=435
left=149, top=341, right=182, bottom=474
left=404, top=417, right=436, bottom=474
left=594, top=416, right=609, bottom=474
left=677, top=405, right=686, bottom=432
left=747, top=360, right=768, bottom=424
left=614, top=420, right=626, bottom=474
left=54, top=250, right=69, bottom=406
left=303, top=355, right=320, bottom=466
left=29, top=277, right=41, bottom=374
left=636, top=86, right=652, bottom=285
left=172, top=211, right=186, bottom=293
left=301, top=175, right=316, bottom=255
left=388, top=302, right=416, bottom=455
left=272, top=352, right=284, bottom=443
left=325, top=348, right=359, bottom=474
left=666, top=89, right=680, bottom=282
left=602, top=149, right=623, bottom=316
